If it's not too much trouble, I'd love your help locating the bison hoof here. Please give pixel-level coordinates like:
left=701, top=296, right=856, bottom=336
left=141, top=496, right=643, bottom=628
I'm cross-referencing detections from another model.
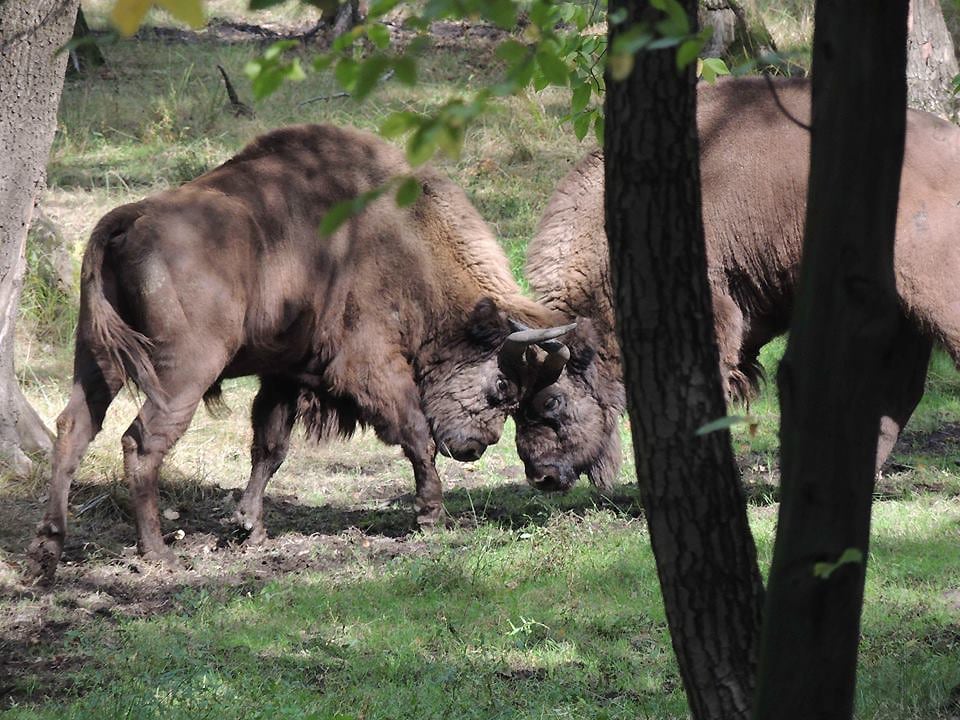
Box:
left=25, top=525, right=65, bottom=584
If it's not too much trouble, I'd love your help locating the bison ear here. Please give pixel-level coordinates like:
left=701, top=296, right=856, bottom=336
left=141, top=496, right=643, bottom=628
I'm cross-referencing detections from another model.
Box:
left=467, top=297, right=509, bottom=348
left=567, top=318, right=599, bottom=376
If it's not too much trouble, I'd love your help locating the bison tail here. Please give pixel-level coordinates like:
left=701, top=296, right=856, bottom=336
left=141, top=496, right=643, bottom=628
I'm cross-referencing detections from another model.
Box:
left=80, top=207, right=167, bottom=411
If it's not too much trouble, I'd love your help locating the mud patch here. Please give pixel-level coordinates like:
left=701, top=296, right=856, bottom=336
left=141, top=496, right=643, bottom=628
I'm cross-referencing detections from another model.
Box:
left=895, top=422, right=960, bottom=457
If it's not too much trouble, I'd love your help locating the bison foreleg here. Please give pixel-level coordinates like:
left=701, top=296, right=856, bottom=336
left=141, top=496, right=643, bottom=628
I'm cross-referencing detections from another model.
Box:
left=27, top=347, right=119, bottom=582
left=234, top=376, right=298, bottom=545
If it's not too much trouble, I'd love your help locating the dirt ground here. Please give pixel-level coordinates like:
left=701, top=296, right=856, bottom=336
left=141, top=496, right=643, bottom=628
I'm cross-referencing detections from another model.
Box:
left=2, top=418, right=957, bottom=708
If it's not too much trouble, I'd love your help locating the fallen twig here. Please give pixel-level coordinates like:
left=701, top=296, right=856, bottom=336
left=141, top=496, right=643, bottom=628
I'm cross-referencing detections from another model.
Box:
left=298, top=68, right=395, bottom=106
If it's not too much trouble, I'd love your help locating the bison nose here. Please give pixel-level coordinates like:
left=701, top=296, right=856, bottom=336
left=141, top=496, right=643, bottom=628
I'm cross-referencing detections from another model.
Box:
left=526, top=465, right=573, bottom=493
left=451, top=439, right=486, bottom=462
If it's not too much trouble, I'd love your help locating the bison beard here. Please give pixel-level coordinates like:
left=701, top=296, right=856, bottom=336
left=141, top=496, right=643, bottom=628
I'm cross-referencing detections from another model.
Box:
left=27, top=124, right=573, bottom=581
left=516, top=76, right=960, bottom=490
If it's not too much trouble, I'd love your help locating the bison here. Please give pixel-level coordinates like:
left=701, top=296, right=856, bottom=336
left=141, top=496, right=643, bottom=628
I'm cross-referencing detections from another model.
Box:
left=28, top=124, right=573, bottom=579
left=516, top=77, right=955, bottom=491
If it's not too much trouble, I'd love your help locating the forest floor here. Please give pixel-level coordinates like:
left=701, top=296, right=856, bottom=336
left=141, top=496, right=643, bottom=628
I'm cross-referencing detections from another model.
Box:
left=2, top=3, right=960, bottom=718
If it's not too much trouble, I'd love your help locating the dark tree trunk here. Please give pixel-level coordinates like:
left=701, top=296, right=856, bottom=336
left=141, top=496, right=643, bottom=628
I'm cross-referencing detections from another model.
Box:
left=605, top=2, right=765, bottom=718
left=907, top=0, right=958, bottom=119
left=753, top=2, right=911, bottom=718
left=0, top=0, right=79, bottom=474
left=66, top=6, right=105, bottom=76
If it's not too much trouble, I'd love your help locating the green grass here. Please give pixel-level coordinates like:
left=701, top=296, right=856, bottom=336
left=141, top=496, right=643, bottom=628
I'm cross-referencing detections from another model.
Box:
left=6, top=3, right=960, bottom=718
left=4, top=501, right=959, bottom=720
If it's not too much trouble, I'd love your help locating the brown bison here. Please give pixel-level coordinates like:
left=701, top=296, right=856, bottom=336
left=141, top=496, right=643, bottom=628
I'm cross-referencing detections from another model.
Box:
left=516, top=77, right=955, bottom=491
left=28, top=124, right=572, bottom=579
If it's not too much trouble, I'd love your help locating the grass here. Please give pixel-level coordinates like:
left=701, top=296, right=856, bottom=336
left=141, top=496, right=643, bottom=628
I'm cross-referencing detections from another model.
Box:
left=3, top=501, right=959, bottom=720
left=3, top=2, right=960, bottom=718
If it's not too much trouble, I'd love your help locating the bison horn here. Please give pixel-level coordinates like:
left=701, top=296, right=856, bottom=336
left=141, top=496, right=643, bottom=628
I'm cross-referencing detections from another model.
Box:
left=532, top=340, right=571, bottom=392
left=498, top=322, right=577, bottom=382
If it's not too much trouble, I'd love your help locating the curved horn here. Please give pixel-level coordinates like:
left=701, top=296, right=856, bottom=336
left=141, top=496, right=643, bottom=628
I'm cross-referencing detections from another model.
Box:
left=498, top=322, right=577, bottom=382
left=533, top=343, right=571, bottom=391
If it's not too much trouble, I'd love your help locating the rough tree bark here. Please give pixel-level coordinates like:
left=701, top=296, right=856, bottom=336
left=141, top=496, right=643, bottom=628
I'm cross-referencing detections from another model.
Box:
left=605, top=2, right=765, bottom=718
left=907, top=0, right=958, bottom=119
left=0, top=0, right=80, bottom=474
left=753, top=2, right=912, bottom=718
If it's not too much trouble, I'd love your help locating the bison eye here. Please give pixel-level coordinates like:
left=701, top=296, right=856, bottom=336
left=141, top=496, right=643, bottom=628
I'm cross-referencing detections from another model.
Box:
left=543, top=395, right=561, bottom=412
left=496, top=377, right=510, bottom=395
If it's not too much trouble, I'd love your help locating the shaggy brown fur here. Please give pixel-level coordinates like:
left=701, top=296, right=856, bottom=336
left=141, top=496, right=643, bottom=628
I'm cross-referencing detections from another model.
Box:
left=28, top=124, right=567, bottom=580
left=517, top=77, right=952, bottom=491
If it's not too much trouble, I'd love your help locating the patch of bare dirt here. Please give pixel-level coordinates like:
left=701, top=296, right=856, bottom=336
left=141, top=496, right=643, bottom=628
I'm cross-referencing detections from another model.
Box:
left=895, top=422, right=960, bottom=457
left=0, top=477, right=433, bottom=708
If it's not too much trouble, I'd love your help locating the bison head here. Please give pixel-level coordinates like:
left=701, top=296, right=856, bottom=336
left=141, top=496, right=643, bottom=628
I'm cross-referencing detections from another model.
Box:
left=513, top=319, right=625, bottom=493
left=420, top=298, right=576, bottom=463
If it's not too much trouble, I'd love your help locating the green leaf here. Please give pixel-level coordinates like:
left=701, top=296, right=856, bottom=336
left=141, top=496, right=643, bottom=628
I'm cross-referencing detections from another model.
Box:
left=319, top=200, right=357, bottom=237
left=572, top=111, right=591, bottom=141
left=393, top=56, right=417, bottom=85
left=352, top=55, right=390, bottom=99
left=695, top=415, right=751, bottom=436
left=676, top=38, right=701, bottom=69
left=313, top=53, right=335, bottom=71
left=593, top=112, right=604, bottom=145
left=700, top=56, right=730, bottom=82
left=651, top=0, right=689, bottom=38
left=367, top=0, right=402, bottom=17
left=395, top=176, right=422, bottom=207
left=571, top=82, right=591, bottom=115
left=483, top=0, right=517, bottom=29
left=248, top=0, right=287, bottom=9
left=537, top=46, right=570, bottom=87
left=647, top=35, right=681, bottom=50
left=331, top=25, right=362, bottom=51
left=286, top=58, right=306, bottom=82
left=407, top=121, right=440, bottom=166
left=611, top=26, right=652, bottom=56
left=380, top=111, right=419, bottom=138
left=608, top=7, right=628, bottom=24
left=335, top=57, right=358, bottom=89
left=110, top=0, right=151, bottom=36
left=608, top=52, right=634, bottom=82
left=813, top=548, right=865, bottom=580
left=366, top=22, right=391, bottom=49
left=156, top=0, right=205, bottom=27
left=263, top=38, right=298, bottom=61
left=496, top=39, right=528, bottom=64
left=529, top=0, right=556, bottom=29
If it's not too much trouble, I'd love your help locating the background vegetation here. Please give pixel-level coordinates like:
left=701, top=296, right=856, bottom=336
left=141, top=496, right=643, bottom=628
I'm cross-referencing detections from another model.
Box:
left=1, top=1, right=959, bottom=717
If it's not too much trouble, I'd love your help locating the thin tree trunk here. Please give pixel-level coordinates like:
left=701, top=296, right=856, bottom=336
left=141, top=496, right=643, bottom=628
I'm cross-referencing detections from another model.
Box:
left=907, top=0, right=958, bottom=119
left=605, top=2, right=765, bottom=718
left=0, top=0, right=79, bottom=474
left=67, top=6, right=106, bottom=76
left=753, top=2, right=911, bottom=718
left=699, top=0, right=776, bottom=65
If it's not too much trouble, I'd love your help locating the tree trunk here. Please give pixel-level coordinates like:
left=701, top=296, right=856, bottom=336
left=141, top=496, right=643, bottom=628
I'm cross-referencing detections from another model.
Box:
left=0, top=0, right=79, bottom=475
left=605, top=3, right=765, bottom=718
left=753, top=2, right=911, bottom=718
left=66, top=6, right=106, bottom=76
left=907, top=0, right=958, bottom=119
left=699, top=0, right=776, bottom=66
